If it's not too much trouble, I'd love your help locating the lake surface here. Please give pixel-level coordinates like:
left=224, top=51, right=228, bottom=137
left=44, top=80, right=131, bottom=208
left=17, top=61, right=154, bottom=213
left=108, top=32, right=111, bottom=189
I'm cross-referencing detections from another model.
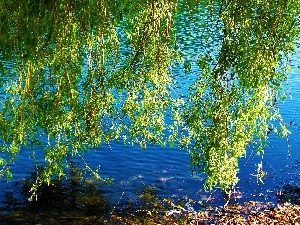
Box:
left=1, top=48, right=300, bottom=213
left=76, top=47, right=300, bottom=208
left=1, top=7, right=300, bottom=212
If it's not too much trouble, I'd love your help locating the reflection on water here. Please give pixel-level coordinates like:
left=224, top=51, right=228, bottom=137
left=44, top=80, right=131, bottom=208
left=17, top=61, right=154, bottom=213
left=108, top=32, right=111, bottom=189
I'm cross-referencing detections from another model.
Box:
left=0, top=163, right=115, bottom=224
left=1, top=4, right=300, bottom=223
left=0, top=72, right=300, bottom=222
left=0, top=163, right=209, bottom=224
left=0, top=163, right=110, bottom=224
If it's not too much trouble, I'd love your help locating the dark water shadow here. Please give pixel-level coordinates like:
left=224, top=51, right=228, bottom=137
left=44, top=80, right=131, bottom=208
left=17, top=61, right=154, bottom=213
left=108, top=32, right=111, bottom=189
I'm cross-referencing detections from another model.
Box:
left=1, top=162, right=298, bottom=224
left=0, top=168, right=209, bottom=225
left=0, top=163, right=111, bottom=224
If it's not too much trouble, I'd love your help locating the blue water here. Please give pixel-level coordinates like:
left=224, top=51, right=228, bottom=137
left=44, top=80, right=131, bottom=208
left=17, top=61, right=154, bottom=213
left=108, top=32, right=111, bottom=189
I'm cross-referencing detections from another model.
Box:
left=2, top=47, right=300, bottom=211
left=1, top=7, right=300, bottom=210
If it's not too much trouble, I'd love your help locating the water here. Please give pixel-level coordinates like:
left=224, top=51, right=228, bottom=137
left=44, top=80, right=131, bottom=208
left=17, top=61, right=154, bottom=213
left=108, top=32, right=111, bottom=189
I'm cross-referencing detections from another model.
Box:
left=234, top=44, right=300, bottom=203
left=1, top=6, right=300, bottom=212
left=2, top=51, right=300, bottom=212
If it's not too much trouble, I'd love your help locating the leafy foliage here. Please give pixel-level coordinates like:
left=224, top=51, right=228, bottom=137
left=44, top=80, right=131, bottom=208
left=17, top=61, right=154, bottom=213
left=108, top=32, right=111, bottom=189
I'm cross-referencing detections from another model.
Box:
left=0, top=0, right=178, bottom=196
left=183, top=0, right=300, bottom=191
left=0, top=0, right=299, bottom=196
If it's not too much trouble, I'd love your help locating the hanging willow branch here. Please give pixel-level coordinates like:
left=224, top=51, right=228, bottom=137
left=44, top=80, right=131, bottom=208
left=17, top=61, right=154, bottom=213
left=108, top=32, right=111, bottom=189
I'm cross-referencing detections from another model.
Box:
left=0, top=0, right=299, bottom=197
left=0, top=0, right=178, bottom=196
left=183, top=0, right=299, bottom=192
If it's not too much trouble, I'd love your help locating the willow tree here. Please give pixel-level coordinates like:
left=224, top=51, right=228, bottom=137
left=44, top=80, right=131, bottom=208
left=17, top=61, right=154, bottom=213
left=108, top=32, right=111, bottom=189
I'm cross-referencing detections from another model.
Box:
left=0, top=0, right=179, bottom=197
left=183, top=0, right=300, bottom=192
left=0, top=0, right=299, bottom=197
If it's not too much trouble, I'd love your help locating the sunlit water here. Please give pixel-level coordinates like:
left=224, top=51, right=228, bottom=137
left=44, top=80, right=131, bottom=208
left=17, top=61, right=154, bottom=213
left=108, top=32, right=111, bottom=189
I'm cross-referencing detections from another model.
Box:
left=85, top=45, right=300, bottom=208
left=1, top=9, right=300, bottom=212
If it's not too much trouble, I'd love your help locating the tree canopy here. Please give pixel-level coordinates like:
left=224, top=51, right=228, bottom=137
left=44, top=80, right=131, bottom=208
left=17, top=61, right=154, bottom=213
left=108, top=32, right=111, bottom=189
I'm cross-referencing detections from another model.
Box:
left=0, top=0, right=299, bottom=197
